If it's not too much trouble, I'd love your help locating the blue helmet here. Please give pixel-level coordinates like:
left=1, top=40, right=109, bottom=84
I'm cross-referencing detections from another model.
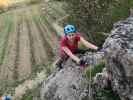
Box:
left=64, top=24, right=76, bottom=35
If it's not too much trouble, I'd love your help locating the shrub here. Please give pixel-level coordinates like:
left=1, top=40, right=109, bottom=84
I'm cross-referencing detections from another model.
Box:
left=84, top=62, right=105, bottom=78
left=61, top=0, right=133, bottom=46
left=95, top=88, right=121, bottom=100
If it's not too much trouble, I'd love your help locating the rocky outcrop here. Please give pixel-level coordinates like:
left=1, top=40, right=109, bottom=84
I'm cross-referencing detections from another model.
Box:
left=94, top=17, right=133, bottom=100
left=39, top=52, right=104, bottom=100
left=39, top=16, right=133, bottom=100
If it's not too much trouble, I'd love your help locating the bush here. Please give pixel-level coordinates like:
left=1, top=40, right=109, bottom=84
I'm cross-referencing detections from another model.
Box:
left=63, top=0, right=133, bottom=33
left=84, top=62, right=121, bottom=100
left=95, top=88, right=121, bottom=100
left=21, top=90, right=33, bottom=100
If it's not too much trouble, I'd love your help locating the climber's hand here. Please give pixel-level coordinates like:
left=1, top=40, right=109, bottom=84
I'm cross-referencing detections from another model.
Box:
left=79, top=59, right=88, bottom=67
left=97, top=48, right=101, bottom=51
left=98, top=48, right=105, bottom=52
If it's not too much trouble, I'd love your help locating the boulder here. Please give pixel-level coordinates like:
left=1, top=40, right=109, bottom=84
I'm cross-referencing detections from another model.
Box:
left=39, top=52, right=104, bottom=100
left=102, top=17, right=133, bottom=100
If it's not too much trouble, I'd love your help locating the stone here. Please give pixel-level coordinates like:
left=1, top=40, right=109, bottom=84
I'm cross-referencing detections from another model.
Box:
left=39, top=52, right=104, bottom=100
left=102, top=16, right=133, bottom=100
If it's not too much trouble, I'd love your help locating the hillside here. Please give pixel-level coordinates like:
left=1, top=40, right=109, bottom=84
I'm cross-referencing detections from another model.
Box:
left=0, top=0, right=66, bottom=98
left=1, top=0, right=133, bottom=100
left=37, top=15, right=133, bottom=100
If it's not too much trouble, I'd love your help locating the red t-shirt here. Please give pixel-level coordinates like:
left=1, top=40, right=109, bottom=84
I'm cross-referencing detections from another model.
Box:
left=60, top=33, right=80, bottom=57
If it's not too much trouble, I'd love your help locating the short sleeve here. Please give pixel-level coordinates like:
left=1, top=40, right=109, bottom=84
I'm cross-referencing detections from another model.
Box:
left=60, top=37, right=67, bottom=47
left=75, top=33, right=80, bottom=41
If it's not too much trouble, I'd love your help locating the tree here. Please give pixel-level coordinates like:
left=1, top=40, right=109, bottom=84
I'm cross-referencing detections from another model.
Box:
left=63, top=0, right=133, bottom=33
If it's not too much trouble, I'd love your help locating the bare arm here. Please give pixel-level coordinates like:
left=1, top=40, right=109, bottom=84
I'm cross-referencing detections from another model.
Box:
left=80, top=36, right=98, bottom=50
left=62, top=46, right=80, bottom=64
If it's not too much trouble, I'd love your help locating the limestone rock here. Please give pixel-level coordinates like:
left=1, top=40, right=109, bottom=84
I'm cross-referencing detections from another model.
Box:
left=39, top=52, right=104, bottom=100
left=102, top=17, right=133, bottom=100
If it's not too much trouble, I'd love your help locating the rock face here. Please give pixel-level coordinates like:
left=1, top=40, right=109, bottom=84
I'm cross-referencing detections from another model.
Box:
left=102, top=17, right=133, bottom=100
left=39, top=52, right=104, bottom=100
left=39, top=16, right=133, bottom=100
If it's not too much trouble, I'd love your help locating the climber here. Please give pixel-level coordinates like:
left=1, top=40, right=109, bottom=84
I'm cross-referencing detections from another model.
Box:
left=55, top=24, right=99, bottom=69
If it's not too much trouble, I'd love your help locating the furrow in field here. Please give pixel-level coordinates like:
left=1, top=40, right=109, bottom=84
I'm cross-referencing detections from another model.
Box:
left=0, top=15, right=13, bottom=81
left=34, top=18, right=54, bottom=60
left=0, top=14, right=18, bottom=81
left=17, top=16, right=31, bottom=80
left=0, top=16, right=4, bottom=33
left=0, top=15, right=12, bottom=65
left=28, top=19, right=48, bottom=65
left=36, top=17, right=58, bottom=47
left=13, top=17, right=21, bottom=80
left=26, top=19, right=36, bottom=69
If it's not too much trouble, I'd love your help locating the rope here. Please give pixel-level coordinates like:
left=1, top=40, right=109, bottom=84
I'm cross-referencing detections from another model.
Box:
left=89, top=61, right=92, bottom=99
left=88, top=51, right=105, bottom=99
left=89, top=53, right=94, bottom=99
left=84, top=31, right=97, bottom=99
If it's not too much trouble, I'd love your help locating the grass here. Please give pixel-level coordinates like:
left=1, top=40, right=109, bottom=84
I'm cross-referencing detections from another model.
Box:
left=84, top=62, right=105, bottom=79
left=21, top=90, right=33, bottom=100
left=20, top=86, right=40, bottom=100
left=86, top=32, right=107, bottom=47
left=78, top=41, right=86, bottom=49
left=95, top=88, right=121, bottom=100
left=84, top=62, right=121, bottom=100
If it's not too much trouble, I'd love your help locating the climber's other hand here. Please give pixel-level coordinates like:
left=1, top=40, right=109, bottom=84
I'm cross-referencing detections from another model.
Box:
left=98, top=48, right=105, bottom=52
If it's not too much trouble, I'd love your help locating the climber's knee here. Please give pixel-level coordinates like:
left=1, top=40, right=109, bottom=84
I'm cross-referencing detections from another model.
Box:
left=55, top=58, right=63, bottom=69
left=55, top=54, right=69, bottom=69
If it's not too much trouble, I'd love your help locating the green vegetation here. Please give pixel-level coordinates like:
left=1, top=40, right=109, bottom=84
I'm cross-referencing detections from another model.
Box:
left=21, top=90, right=33, bottom=100
left=95, top=88, right=121, bottom=100
left=84, top=62, right=105, bottom=78
left=58, top=0, right=133, bottom=47
left=89, top=32, right=108, bottom=47
left=63, top=0, right=133, bottom=32
left=0, top=13, right=12, bottom=64
left=0, top=2, right=59, bottom=96
left=84, top=62, right=121, bottom=100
